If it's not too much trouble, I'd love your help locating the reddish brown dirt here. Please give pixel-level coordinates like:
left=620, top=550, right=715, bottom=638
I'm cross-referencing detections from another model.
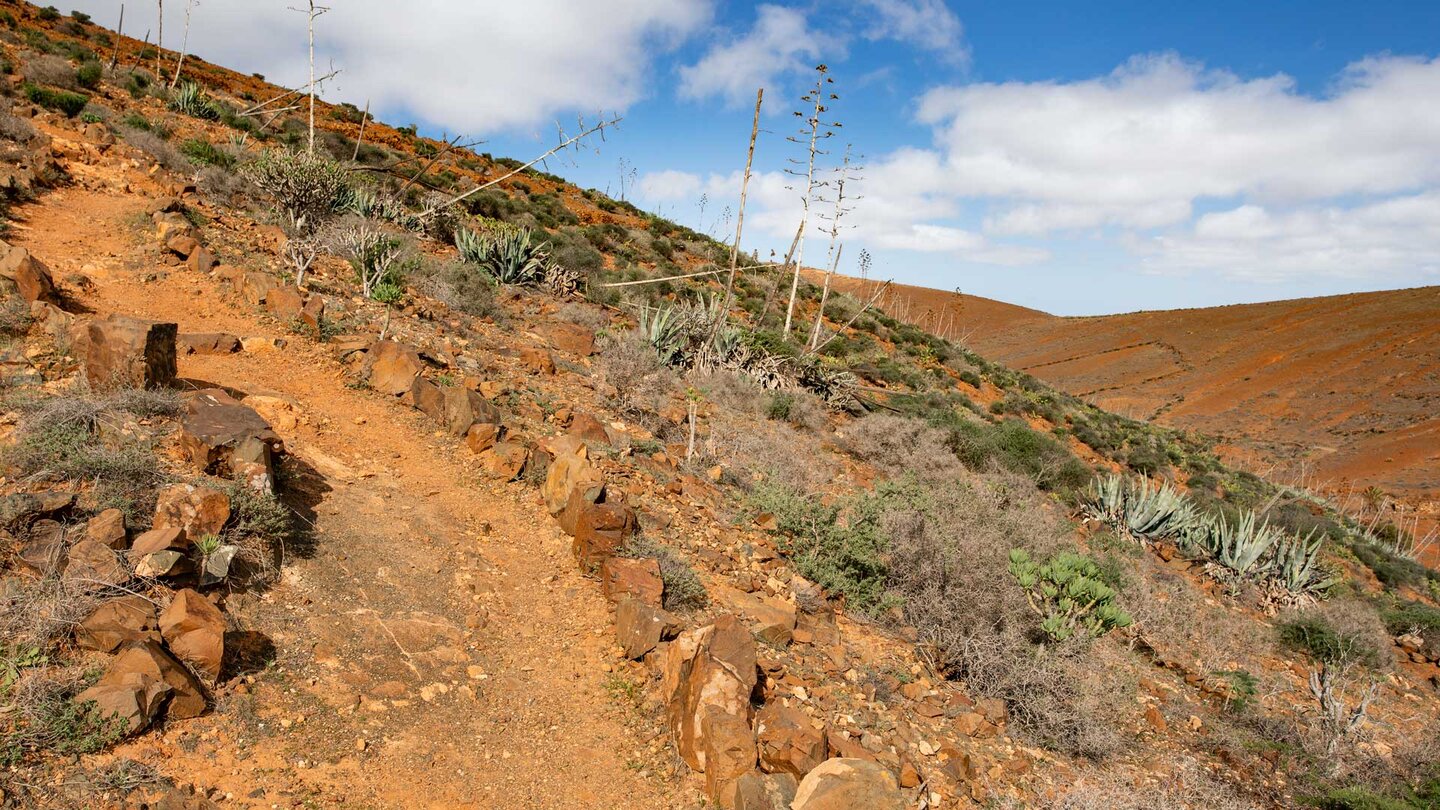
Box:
left=821, top=272, right=1440, bottom=525
left=9, top=187, right=688, bottom=808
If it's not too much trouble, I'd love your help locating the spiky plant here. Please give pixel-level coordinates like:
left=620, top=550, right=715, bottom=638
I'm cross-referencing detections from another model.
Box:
left=1083, top=474, right=1201, bottom=543
left=168, top=81, right=220, bottom=120
left=455, top=224, right=557, bottom=287
left=1272, top=529, right=1333, bottom=595
left=1200, top=510, right=1282, bottom=577
left=1009, top=548, right=1132, bottom=642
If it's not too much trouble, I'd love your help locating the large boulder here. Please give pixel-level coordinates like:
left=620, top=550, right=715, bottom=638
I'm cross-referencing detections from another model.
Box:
left=543, top=450, right=603, bottom=525
left=179, top=390, right=284, bottom=491
left=79, top=314, right=177, bottom=391
left=440, top=386, right=501, bottom=437
left=790, top=759, right=905, bottom=810
left=571, top=501, right=637, bottom=570
left=540, top=322, right=596, bottom=357
left=62, top=540, right=129, bottom=589
left=361, top=341, right=424, bottom=396
left=76, top=595, right=160, bottom=653
left=705, top=711, right=761, bottom=804
left=662, top=615, right=758, bottom=773
left=159, top=589, right=226, bottom=681
left=755, top=703, right=826, bottom=777
left=0, top=241, right=59, bottom=304
left=732, top=771, right=797, bottom=810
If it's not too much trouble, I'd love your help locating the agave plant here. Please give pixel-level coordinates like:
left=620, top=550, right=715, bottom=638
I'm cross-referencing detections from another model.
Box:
left=1083, top=474, right=1201, bottom=544
left=638, top=304, right=689, bottom=367
left=456, top=224, right=554, bottom=285
left=1201, top=510, right=1282, bottom=577
left=1271, top=529, right=1332, bottom=595
left=1009, top=548, right=1133, bottom=642
left=169, top=81, right=221, bottom=120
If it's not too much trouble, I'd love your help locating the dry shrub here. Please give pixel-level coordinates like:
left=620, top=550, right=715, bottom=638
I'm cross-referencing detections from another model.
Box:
left=0, top=665, right=129, bottom=766
left=21, top=54, right=77, bottom=89
left=1048, top=759, right=1259, bottom=809
left=1123, top=555, right=1274, bottom=677
left=597, top=330, right=677, bottom=423
left=699, top=406, right=837, bottom=494
left=117, top=126, right=187, bottom=173
left=842, top=413, right=967, bottom=484
left=557, top=301, right=610, bottom=331
left=1277, top=598, right=1391, bottom=671
left=885, top=471, right=1129, bottom=758
left=0, top=103, right=38, bottom=144
left=411, top=258, right=502, bottom=320
left=0, top=573, right=112, bottom=649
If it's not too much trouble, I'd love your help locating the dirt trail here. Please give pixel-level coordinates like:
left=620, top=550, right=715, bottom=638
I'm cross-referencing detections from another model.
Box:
left=11, top=188, right=681, bottom=807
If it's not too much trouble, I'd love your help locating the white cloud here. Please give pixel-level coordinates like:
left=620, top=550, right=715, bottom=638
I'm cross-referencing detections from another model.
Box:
left=858, top=0, right=968, bottom=63
left=678, top=5, right=830, bottom=106
left=1141, top=194, right=1440, bottom=282
left=914, top=52, right=1440, bottom=236
left=639, top=169, right=703, bottom=201
left=69, top=0, right=711, bottom=133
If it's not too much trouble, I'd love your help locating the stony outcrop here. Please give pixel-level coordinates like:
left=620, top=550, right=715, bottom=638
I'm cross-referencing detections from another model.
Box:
left=0, top=241, right=59, bottom=304
left=76, top=596, right=160, bottom=653
left=662, top=614, right=759, bottom=799
left=615, top=597, right=681, bottom=660
left=159, top=589, right=226, bottom=681
left=755, top=703, right=826, bottom=777
left=74, top=640, right=207, bottom=733
left=179, top=389, right=284, bottom=490
left=78, top=314, right=178, bottom=391
left=790, top=759, right=905, bottom=810
left=361, top=340, right=424, bottom=396
left=153, top=484, right=231, bottom=542
left=600, top=556, right=663, bottom=606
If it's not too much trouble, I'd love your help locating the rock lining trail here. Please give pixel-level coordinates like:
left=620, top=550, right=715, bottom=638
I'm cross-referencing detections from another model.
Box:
left=13, top=187, right=682, bottom=808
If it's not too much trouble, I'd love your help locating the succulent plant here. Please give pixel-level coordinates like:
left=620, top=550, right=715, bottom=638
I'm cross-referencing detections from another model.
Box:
left=1083, top=474, right=1200, bottom=543
left=1009, top=548, right=1133, bottom=642
left=1198, top=510, right=1282, bottom=577
left=168, top=81, right=220, bottom=121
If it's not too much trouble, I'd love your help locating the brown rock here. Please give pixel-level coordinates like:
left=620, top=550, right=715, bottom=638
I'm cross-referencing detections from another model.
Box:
left=482, top=442, right=529, bottom=481
left=17, top=520, right=65, bottom=574
left=133, top=550, right=188, bottom=578
left=264, top=284, right=307, bottom=323
left=464, top=422, right=501, bottom=454
left=178, top=332, right=241, bottom=355
left=76, top=595, right=159, bottom=652
left=0, top=492, right=74, bottom=528
left=826, top=731, right=875, bottom=762
left=662, top=615, right=758, bottom=771
left=544, top=451, right=604, bottom=522
left=735, top=594, right=796, bottom=648
left=731, top=771, right=798, bottom=810
left=410, top=377, right=445, bottom=421
left=441, top=385, right=501, bottom=437
left=63, top=540, right=129, bottom=588
left=239, top=271, right=274, bottom=306
left=75, top=640, right=206, bottom=732
left=179, top=389, right=284, bottom=490
left=153, top=484, right=231, bottom=542
left=954, top=711, right=986, bottom=737
left=977, top=697, right=1007, bottom=724
left=616, top=597, right=682, bottom=660
left=80, top=314, right=178, bottom=391
left=1144, top=704, right=1167, bottom=732
left=571, top=501, right=637, bottom=570
left=166, top=234, right=200, bottom=258
left=704, top=711, right=759, bottom=804
left=187, top=246, right=216, bottom=275
left=159, top=589, right=226, bottom=681
left=568, top=413, right=610, bottom=446
left=0, top=241, right=59, bottom=304
left=600, top=557, right=664, bottom=606
left=361, top=341, right=424, bottom=396
left=791, top=758, right=905, bottom=810
left=756, top=703, right=827, bottom=777
left=898, top=759, right=921, bottom=788
left=520, top=346, right=557, bottom=375
left=86, top=508, right=128, bottom=549
left=541, top=322, right=596, bottom=357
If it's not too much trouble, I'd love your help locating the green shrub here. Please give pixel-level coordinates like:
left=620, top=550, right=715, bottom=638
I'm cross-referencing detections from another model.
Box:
left=947, top=419, right=1090, bottom=492
left=621, top=535, right=708, bottom=611
left=70, top=10, right=92, bottom=24
left=180, top=138, right=233, bottom=169
left=241, top=149, right=351, bottom=232
left=74, top=60, right=101, bottom=90
left=0, top=691, right=128, bottom=767
left=22, top=83, right=88, bottom=117
left=1278, top=614, right=1385, bottom=669
left=168, top=81, right=221, bottom=120
left=766, top=392, right=794, bottom=421
left=37, top=7, right=61, bottom=21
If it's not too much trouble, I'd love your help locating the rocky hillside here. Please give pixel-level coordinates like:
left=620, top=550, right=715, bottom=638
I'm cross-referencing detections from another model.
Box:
left=1, top=3, right=1439, bottom=809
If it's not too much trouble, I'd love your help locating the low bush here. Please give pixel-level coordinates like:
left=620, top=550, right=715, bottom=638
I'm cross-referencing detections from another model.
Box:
left=179, top=138, right=233, bottom=169
left=1277, top=602, right=1389, bottom=670
left=620, top=535, right=708, bottom=611
left=947, top=418, right=1090, bottom=492
left=242, top=149, right=352, bottom=233
left=74, top=60, right=101, bottom=90
left=22, top=83, right=87, bottom=117
left=168, top=81, right=221, bottom=120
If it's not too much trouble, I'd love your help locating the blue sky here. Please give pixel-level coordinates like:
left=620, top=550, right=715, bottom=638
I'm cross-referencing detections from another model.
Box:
left=68, top=0, right=1440, bottom=315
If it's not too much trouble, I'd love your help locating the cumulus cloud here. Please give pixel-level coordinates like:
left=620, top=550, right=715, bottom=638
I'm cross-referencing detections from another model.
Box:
left=678, top=5, right=831, bottom=106
left=915, top=52, right=1440, bottom=235
left=858, top=0, right=968, bottom=63
left=69, top=0, right=711, bottom=133
left=639, top=169, right=703, bottom=201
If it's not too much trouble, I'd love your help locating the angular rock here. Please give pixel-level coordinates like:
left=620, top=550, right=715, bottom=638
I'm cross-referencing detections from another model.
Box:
left=600, top=556, right=664, bottom=606
left=165, top=234, right=200, bottom=258
left=732, top=771, right=797, bottom=810
left=520, top=346, right=557, bottom=375
left=76, top=595, right=160, bottom=653
left=756, top=703, right=827, bottom=777
left=361, top=340, right=424, bottom=396
left=662, top=614, right=758, bottom=772
left=159, top=589, right=226, bottom=681
left=736, top=594, right=797, bottom=648
left=153, top=211, right=194, bottom=243
left=704, top=711, right=759, bottom=805
left=239, top=271, right=274, bottom=307
left=264, top=284, right=306, bottom=323
left=78, top=640, right=207, bottom=726
left=0, top=491, right=74, bottom=528
left=464, top=422, right=501, bottom=455
left=179, top=389, right=284, bottom=490
left=441, top=386, right=501, bottom=437
left=133, top=550, right=187, bottom=578
left=568, top=413, right=611, bottom=446
left=481, top=442, right=529, bottom=481
left=63, top=540, right=130, bottom=589
left=791, top=758, right=905, bottom=810
left=18, top=520, right=67, bottom=574
left=544, top=451, right=603, bottom=522
left=73, top=667, right=172, bottom=736
left=0, top=241, right=58, bottom=304
left=199, top=544, right=240, bottom=587
left=85, top=508, right=128, bottom=549
left=153, top=484, right=231, bottom=542
left=540, top=322, right=596, bottom=357
left=81, top=314, right=178, bottom=391
left=178, top=332, right=240, bottom=355
left=616, top=596, right=681, bottom=660
left=187, top=246, right=216, bottom=275
left=410, top=377, right=446, bottom=422
left=571, top=501, right=637, bottom=570
left=131, top=526, right=187, bottom=556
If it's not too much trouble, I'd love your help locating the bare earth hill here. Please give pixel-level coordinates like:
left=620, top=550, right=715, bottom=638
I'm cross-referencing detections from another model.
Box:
left=823, top=273, right=1440, bottom=511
